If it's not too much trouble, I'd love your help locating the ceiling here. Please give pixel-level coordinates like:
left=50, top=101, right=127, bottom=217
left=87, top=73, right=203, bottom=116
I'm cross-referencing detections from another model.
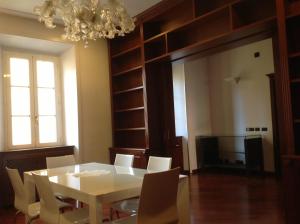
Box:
left=0, top=0, right=162, bottom=18
left=0, top=0, right=162, bottom=54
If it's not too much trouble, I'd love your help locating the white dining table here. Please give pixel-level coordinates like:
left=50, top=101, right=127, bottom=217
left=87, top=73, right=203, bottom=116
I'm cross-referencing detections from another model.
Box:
left=23, top=162, right=190, bottom=224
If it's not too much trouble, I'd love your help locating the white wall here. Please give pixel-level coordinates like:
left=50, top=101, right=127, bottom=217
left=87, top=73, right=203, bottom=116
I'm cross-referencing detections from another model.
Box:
left=184, top=58, right=212, bottom=172
left=208, top=39, right=275, bottom=171
left=173, top=38, right=275, bottom=172
left=0, top=12, right=112, bottom=163
left=76, top=41, right=112, bottom=163
left=172, top=62, right=189, bottom=170
left=61, top=46, right=79, bottom=161
left=0, top=46, right=4, bottom=151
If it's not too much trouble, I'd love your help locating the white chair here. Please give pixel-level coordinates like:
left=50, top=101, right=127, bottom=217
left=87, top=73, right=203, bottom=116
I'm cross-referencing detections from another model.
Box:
left=147, top=156, right=172, bottom=172
left=46, top=155, right=78, bottom=204
left=112, top=167, right=180, bottom=224
left=46, top=155, right=76, bottom=169
left=111, top=156, right=172, bottom=219
left=32, top=173, right=89, bottom=224
left=114, top=154, right=134, bottom=167
left=6, top=167, right=40, bottom=224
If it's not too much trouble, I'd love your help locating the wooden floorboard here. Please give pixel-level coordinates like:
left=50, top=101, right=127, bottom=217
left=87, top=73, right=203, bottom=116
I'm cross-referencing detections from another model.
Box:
left=0, top=173, right=285, bottom=224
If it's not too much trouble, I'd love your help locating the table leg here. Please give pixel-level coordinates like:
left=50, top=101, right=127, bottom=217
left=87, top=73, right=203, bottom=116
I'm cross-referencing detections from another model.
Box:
left=24, top=175, right=36, bottom=223
left=89, top=196, right=103, bottom=224
left=178, top=177, right=190, bottom=224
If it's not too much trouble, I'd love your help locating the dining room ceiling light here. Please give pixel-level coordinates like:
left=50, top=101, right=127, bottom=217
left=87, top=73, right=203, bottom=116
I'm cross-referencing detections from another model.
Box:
left=34, top=0, right=136, bottom=47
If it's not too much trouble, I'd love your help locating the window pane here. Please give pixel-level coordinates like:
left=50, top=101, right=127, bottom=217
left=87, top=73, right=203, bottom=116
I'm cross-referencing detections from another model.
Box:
left=39, top=116, right=57, bottom=143
left=12, top=116, right=31, bottom=145
left=38, top=88, right=56, bottom=115
left=10, top=58, right=30, bottom=86
left=36, top=60, right=55, bottom=88
left=11, top=87, right=30, bottom=116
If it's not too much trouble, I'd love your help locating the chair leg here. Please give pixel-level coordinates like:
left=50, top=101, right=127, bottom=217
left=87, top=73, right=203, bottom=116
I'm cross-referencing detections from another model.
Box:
left=14, top=210, right=21, bottom=224
left=27, top=216, right=39, bottom=224
left=110, top=208, right=114, bottom=221
left=116, top=210, right=120, bottom=219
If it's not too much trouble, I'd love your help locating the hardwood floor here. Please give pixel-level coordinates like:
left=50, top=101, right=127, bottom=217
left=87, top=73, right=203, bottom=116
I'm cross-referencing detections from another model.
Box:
left=0, top=173, right=285, bottom=224
left=190, top=173, right=285, bottom=224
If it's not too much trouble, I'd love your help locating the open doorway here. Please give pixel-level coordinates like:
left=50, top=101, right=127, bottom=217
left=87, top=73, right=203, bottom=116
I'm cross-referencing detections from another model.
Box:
left=172, top=38, right=279, bottom=175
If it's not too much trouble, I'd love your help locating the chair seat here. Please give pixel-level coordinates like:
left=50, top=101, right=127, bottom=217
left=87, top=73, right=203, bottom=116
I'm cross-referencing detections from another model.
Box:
left=112, top=198, right=139, bottom=214
left=112, top=215, right=137, bottom=224
left=60, top=207, right=89, bottom=224
left=27, top=202, right=40, bottom=218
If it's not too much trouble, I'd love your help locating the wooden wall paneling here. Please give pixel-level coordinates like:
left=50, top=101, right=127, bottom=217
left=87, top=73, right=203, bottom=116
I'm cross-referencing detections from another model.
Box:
left=275, top=0, right=295, bottom=155
left=160, top=62, right=177, bottom=157
left=231, top=0, right=276, bottom=29
left=110, top=28, right=141, bottom=56
left=144, top=35, right=167, bottom=61
left=0, top=146, right=74, bottom=207
left=194, top=0, right=239, bottom=17
left=282, top=156, right=300, bottom=224
left=142, top=0, right=194, bottom=40
left=286, top=0, right=300, bottom=18
left=112, top=68, right=143, bottom=93
left=145, top=63, right=164, bottom=155
left=167, top=7, right=231, bottom=52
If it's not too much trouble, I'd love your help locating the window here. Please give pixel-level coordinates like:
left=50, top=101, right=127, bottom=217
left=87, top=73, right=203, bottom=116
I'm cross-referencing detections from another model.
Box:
left=3, top=51, right=63, bottom=149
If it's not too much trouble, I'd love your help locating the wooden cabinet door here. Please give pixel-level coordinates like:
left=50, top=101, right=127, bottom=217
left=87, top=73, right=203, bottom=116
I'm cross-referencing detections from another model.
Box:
left=283, top=157, right=300, bottom=224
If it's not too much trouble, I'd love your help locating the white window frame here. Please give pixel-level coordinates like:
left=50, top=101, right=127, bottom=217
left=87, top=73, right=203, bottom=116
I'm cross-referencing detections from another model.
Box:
left=3, top=51, right=65, bottom=150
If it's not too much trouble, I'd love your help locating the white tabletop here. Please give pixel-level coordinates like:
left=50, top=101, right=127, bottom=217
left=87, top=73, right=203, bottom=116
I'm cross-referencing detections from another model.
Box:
left=24, top=162, right=190, bottom=224
left=25, top=163, right=146, bottom=197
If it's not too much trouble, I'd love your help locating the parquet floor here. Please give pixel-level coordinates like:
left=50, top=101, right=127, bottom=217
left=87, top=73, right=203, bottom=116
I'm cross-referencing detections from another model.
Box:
left=0, top=173, right=285, bottom=224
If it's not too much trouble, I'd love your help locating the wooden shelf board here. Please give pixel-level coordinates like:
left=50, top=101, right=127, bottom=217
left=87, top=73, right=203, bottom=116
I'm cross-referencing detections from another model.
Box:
left=145, top=54, right=170, bottom=64
left=112, top=65, right=143, bottom=77
left=168, top=32, right=230, bottom=61
left=196, top=4, right=230, bottom=21
left=114, top=107, right=145, bottom=113
left=115, top=127, right=146, bottom=132
left=111, top=45, right=141, bottom=59
left=113, top=86, right=144, bottom=95
left=143, top=6, right=230, bottom=43
left=167, top=16, right=274, bottom=62
left=111, top=147, right=147, bottom=151
left=290, top=78, right=300, bottom=83
left=232, top=16, right=276, bottom=32
left=144, top=33, right=166, bottom=44
left=286, top=1, right=300, bottom=19
left=289, top=51, right=300, bottom=58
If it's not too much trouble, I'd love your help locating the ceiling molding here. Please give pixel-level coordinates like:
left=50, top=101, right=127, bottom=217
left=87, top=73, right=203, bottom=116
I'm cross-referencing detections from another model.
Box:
left=0, top=7, right=37, bottom=20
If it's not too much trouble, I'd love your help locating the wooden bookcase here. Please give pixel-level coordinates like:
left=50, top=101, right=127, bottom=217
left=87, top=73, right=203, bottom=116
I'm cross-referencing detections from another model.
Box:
left=275, top=1, right=300, bottom=223
left=108, top=0, right=277, bottom=170
left=286, top=12, right=300, bottom=155
left=109, top=25, right=148, bottom=168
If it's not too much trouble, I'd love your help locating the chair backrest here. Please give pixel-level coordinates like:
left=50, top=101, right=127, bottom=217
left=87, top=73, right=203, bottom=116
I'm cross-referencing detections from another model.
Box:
left=137, top=167, right=180, bottom=224
left=32, top=173, right=60, bottom=223
left=147, top=156, right=172, bottom=172
left=6, top=167, right=27, bottom=213
left=114, top=154, right=134, bottom=167
left=46, top=155, right=76, bottom=169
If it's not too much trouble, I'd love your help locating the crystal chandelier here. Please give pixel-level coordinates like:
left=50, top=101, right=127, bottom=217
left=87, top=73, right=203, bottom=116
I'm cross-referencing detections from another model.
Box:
left=34, top=0, right=135, bottom=47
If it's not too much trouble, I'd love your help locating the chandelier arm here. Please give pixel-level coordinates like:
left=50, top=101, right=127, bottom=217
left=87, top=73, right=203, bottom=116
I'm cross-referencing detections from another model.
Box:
left=34, top=0, right=135, bottom=47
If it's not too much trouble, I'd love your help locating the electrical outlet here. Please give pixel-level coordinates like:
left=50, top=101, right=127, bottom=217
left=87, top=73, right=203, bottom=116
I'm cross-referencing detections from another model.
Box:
left=246, top=127, right=254, bottom=132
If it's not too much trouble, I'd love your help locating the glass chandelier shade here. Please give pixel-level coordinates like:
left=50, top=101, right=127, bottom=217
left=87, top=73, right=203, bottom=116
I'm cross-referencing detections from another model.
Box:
left=34, top=0, right=136, bottom=46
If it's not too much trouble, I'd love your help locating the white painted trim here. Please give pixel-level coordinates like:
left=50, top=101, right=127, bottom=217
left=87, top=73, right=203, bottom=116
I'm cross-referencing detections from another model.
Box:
left=2, top=50, right=64, bottom=150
